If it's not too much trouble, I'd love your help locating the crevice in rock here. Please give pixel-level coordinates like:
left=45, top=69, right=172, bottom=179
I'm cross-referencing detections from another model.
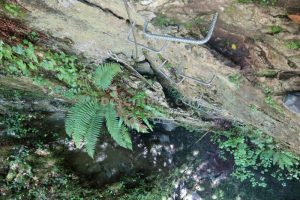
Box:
left=278, top=71, right=300, bottom=80
left=78, top=0, right=125, bottom=20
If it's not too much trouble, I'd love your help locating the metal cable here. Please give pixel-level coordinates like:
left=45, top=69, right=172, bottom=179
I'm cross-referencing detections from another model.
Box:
left=127, top=22, right=169, bottom=53
left=123, top=0, right=138, bottom=59
left=143, top=13, right=218, bottom=45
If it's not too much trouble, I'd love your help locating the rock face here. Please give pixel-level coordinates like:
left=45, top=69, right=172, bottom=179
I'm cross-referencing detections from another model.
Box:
left=0, top=76, right=67, bottom=114
left=14, top=0, right=300, bottom=153
left=63, top=124, right=230, bottom=189
left=284, top=92, right=300, bottom=115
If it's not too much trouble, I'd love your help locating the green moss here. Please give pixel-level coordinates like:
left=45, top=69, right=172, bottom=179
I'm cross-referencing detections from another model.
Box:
left=237, top=0, right=278, bottom=6
left=256, top=69, right=278, bottom=78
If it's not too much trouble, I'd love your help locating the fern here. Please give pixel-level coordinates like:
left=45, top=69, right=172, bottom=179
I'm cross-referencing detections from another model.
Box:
left=119, top=125, right=133, bottom=150
left=93, top=63, right=121, bottom=90
left=105, top=103, right=120, bottom=137
left=105, top=103, right=133, bottom=150
left=122, top=115, right=149, bottom=133
left=65, top=100, right=133, bottom=158
left=85, top=112, right=104, bottom=157
left=65, top=99, right=105, bottom=158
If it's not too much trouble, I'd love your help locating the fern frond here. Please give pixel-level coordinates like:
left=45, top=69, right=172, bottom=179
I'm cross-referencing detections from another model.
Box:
left=66, top=99, right=133, bottom=158
left=120, top=125, right=133, bottom=150
left=105, top=103, right=120, bottom=136
left=66, top=100, right=97, bottom=147
left=65, top=99, right=104, bottom=157
left=105, top=103, right=132, bottom=150
left=93, top=63, right=121, bottom=90
left=122, top=116, right=149, bottom=133
left=140, top=112, right=153, bottom=131
left=85, top=112, right=104, bottom=158
left=74, top=100, right=98, bottom=147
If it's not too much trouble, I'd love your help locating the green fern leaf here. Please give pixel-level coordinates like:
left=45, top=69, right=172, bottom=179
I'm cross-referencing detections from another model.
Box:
left=66, top=99, right=133, bottom=158
left=140, top=112, right=153, bottom=131
left=85, top=112, right=104, bottom=158
left=65, top=101, right=94, bottom=146
left=65, top=99, right=104, bottom=157
left=119, top=125, right=133, bottom=150
left=93, top=63, right=121, bottom=90
left=121, top=116, right=149, bottom=133
left=74, top=101, right=98, bottom=147
left=105, top=103, right=120, bottom=135
left=105, top=103, right=132, bottom=150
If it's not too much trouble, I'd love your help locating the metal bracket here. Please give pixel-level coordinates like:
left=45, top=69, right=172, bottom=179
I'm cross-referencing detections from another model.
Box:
left=128, top=22, right=169, bottom=53
left=158, top=60, right=216, bottom=87
left=143, top=13, right=218, bottom=45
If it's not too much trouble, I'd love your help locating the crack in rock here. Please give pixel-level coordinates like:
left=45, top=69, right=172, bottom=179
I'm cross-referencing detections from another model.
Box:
left=78, top=0, right=125, bottom=20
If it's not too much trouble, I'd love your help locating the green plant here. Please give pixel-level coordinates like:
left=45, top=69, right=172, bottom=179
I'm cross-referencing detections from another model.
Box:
left=1, top=146, right=104, bottom=199
left=93, top=63, right=121, bottom=90
left=286, top=40, right=300, bottom=50
left=249, top=104, right=258, bottom=112
left=184, top=15, right=205, bottom=30
left=64, top=62, right=134, bottom=158
left=228, top=73, right=243, bottom=87
left=264, top=96, right=283, bottom=113
left=65, top=62, right=162, bottom=158
left=1, top=39, right=160, bottom=158
left=3, top=3, right=21, bottom=16
left=66, top=99, right=132, bottom=158
left=269, top=26, right=283, bottom=34
left=0, top=40, right=79, bottom=88
left=212, top=125, right=300, bottom=187
left=2, top=112, right=38, bottom=138
left=259, top=85, right=283, bottom=113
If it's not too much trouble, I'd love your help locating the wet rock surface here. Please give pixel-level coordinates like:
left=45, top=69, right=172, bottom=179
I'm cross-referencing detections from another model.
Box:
left=284, top=92, right=300, bottom=114
left=63, top=125, right=230, bottom=189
